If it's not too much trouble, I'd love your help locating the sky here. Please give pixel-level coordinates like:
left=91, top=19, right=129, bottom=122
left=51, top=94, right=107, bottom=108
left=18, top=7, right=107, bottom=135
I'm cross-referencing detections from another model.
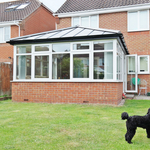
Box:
left=0, top=0, right=66, bottom=12
left=38, top=0, right=66, bottom=12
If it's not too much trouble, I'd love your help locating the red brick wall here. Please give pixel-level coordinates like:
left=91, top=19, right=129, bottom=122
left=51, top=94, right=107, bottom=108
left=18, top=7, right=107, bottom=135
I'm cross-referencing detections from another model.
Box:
left=0, top=44, right=13, bottom=63
left=12, top=82, right=123, bottom=105
left=21, top=6, right=55, bottom=36
left=57, top=17, right=71, bottom=29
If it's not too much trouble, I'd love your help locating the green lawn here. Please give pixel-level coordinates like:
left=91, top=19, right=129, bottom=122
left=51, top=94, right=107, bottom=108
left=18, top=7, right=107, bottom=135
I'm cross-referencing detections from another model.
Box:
left=0, top=100, right=150, bottom=150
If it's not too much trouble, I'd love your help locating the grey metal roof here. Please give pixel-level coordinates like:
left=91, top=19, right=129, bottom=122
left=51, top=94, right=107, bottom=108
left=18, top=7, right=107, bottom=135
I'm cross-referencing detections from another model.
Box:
left=0, top=0, right=52, bottom=22
left=56, top=0, right=150, bottom=13
left=8, top=26, right=129, bottom=54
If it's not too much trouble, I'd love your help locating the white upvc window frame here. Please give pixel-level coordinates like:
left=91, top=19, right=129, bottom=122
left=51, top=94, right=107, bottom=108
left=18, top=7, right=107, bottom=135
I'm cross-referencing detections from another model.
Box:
left=128, top=9, right=149, bottom=32
left=13, top=39, right=126, bottom=82
left=32, top=44, right=51, bottom=81
left=138, top=55, right=149, bottom=74
left=15, top=44, right=32, bottom=81
left=0, top=26, right=11, bottom=43
left=72, top=15, right=99, bottom=28
left=51, top=42, right=71, bottom=81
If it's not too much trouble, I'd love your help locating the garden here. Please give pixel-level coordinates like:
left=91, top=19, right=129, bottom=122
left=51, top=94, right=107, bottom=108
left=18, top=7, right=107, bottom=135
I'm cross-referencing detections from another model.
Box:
left=0, top=100, right=150, bottom=149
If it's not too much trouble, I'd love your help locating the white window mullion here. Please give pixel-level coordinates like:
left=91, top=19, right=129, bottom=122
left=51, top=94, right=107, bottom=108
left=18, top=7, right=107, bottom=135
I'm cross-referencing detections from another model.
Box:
left=31, top=45, right=34, bottom=80
left=13, top=46, right=17, bottom=81
left=113, top=40, right=117, bottom=80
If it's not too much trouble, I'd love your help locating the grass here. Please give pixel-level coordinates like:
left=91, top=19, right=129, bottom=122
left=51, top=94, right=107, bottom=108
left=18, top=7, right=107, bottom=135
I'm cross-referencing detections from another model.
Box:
left=0, top=100, right=150, bottom=150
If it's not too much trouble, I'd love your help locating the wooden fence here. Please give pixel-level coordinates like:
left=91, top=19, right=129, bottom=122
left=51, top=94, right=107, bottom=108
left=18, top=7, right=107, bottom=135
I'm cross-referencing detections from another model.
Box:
left=0, top=63, right=13, bottom=96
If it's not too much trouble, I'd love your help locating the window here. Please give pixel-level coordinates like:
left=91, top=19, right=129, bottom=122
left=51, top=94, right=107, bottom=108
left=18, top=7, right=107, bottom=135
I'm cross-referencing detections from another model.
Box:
left=35, top=45, right=49, bottom=52
left=0, top=26, right=10, bottom=43
left=128, top=10, right=149, bottom=31
left=16, top=3, right=29, bottom=9
left=73, top=43, right=90, bottom=50
left=73, top=54, right=89, bottom=78
left=15, top=40, right=123, bottom=81
left=52, top=43, right=70, bottom=80
left=72, top=15, right=98, bottom=28
left=52, top=54, right=70, bottom=79
left=117, top=44, right=123, bottom=80
left=16, top=46, right=32, bottom=80
left=5, top=4, right=19, bottom=11
left=93, top=41, right=113, bottom=80
left=35, top=56, right=49, bottom=78
left=138, top=56, right=149, bottom=74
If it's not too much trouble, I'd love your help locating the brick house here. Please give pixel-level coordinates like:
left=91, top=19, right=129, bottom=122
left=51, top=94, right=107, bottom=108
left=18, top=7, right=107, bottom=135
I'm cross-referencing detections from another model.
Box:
left=0, top=0, right=55, bottom=63
left=7, top=0, right=150, bottom=105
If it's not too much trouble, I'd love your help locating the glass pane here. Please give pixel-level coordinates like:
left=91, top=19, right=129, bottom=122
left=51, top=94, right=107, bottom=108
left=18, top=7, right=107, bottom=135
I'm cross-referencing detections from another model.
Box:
left=17, top=46, right=31, bottom=54
left=0, top=28, right=3, bottom=42
left=81, top=16, right=89, bottom=27
left=4, top=26, right=10, bottom=41
left=35, top=56, right=49, bottom=78
left=94, top=42, right=113, bottom=50
left=73, top=43, right=89, bottom=50
left=128, top=56, right=135, bottom=73
left=52, top=43, right=70, bottom=52
left=35, top=45, right=49, bottom=52
left=94, top=52, right=113, bottom=79
left=90, top=15, right=98, bottom=28
left=140, top=56, right=148, bottom=72
left=128, top=11, right=138, bottom=31
left=127, top=74, right=136, bottom=91
left=139, top=10, right=148, bottom=30
left=16, top=55, right=31, bottom=79
left=73, top=54, right=89, bottom=78
left=52, top=54, right=70, bottom=79
left=72, top=17, right=79, bottom=26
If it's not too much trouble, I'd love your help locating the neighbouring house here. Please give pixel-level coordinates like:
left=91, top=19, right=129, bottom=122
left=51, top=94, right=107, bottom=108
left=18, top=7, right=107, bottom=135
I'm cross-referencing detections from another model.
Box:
left=7, top=0, right=150, bottom=105
left=0, top=0, right=55, bottom=63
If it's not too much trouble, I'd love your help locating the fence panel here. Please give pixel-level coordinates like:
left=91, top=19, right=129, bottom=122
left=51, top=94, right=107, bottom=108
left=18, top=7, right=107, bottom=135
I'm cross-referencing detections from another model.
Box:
left=0, top=63, right=13, bottom=96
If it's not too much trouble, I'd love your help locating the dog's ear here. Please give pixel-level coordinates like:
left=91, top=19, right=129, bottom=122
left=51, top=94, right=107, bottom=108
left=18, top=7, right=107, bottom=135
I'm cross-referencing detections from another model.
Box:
left=147, top=108, right=150, bottom=114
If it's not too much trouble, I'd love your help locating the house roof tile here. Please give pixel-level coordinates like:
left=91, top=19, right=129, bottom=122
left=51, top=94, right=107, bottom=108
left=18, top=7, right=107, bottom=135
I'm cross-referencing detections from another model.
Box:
left=0, top=0, right=46, bottom=22
left=56, top=0, right=150, bottom=13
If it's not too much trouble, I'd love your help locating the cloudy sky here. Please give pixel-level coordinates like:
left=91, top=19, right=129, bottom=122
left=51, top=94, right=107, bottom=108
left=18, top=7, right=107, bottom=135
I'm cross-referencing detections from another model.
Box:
left=39, top=0, right=66, bottom=12
left=0, top=0, right=66, bottom=12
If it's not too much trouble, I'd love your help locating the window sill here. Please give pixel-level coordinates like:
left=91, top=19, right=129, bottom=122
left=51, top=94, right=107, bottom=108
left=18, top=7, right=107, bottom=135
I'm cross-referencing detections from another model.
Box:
left=11, top=80, right=123, bottom=83
left=138, top=72, right=149, bottom=74
left=128, top=29, right=149, bottom=32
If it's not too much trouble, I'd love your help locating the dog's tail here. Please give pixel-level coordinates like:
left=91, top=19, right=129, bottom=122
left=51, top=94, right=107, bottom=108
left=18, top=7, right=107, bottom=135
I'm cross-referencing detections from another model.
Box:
left=121, top=112, right=129, bottom=120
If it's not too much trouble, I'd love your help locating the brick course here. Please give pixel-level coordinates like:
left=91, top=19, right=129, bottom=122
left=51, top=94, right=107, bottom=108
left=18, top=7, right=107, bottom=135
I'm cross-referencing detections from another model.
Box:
left=12, top=82, right=123, bottom=105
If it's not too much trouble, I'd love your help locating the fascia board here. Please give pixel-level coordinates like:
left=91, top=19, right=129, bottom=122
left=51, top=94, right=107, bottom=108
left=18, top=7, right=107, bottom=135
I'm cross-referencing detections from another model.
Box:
left=0, top=21, right=20, bottom=26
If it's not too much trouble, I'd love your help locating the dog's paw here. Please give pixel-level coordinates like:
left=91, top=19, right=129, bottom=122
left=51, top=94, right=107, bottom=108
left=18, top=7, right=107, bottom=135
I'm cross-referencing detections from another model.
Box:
left=147, top=135, right=150, bottom=138
left=128, top=141, right=133, bottom=144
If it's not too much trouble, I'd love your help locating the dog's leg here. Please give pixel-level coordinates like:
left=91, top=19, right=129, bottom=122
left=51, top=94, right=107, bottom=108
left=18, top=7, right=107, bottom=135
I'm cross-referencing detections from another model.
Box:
left=146, top=127, right=150, bottom=138
left=125, top=124, right=136, bottom=144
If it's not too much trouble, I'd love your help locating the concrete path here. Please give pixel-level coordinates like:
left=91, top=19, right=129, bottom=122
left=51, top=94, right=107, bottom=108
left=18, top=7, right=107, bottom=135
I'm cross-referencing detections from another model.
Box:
left=134, top=95, right=150, bottom=100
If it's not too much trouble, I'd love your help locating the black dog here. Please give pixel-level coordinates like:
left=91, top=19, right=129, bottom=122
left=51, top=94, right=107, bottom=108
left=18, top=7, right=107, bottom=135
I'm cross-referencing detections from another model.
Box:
left=121, top=108, right=150, bottom=144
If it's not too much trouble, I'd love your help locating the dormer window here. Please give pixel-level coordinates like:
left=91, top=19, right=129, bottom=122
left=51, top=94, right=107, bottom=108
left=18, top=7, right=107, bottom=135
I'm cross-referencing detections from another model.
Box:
left=16, top=3, right=30, bottom=10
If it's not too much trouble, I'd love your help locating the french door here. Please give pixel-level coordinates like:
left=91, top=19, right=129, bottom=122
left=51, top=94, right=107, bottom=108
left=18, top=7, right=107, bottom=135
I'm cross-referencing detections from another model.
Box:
left=125, top=55, right=138, bottom=93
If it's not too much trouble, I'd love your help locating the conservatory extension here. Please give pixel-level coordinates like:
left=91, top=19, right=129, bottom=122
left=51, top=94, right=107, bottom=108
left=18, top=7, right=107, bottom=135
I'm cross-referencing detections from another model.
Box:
left=8, top=26, right=129, bottom=105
